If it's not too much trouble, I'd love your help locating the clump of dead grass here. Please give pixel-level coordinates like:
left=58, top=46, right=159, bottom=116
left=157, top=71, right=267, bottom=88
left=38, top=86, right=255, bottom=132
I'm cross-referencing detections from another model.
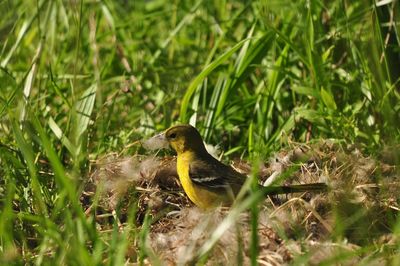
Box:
left=84, top=140, right=399, bottom=264
left=150, top=207, right=290, bottom=265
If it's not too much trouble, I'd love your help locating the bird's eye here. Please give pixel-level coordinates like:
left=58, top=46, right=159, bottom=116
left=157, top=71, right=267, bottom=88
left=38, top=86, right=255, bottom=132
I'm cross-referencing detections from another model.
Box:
left=169, top=133, right=177, bottom=139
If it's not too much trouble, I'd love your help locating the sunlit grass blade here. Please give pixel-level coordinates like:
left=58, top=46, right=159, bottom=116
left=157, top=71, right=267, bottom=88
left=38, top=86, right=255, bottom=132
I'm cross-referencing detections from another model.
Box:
left=180, top=38, right=253, bottom=122
left=11, top=118, right=47, bottom=215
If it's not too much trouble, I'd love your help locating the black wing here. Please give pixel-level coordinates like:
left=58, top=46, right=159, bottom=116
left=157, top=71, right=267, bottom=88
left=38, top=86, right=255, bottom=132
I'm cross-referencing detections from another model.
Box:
left=188, top=154, right=246, bottom=194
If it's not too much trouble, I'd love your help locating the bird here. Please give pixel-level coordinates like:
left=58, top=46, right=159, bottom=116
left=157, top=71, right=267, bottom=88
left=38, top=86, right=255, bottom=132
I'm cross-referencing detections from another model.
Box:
left=152, top=124, right=327, bottom=210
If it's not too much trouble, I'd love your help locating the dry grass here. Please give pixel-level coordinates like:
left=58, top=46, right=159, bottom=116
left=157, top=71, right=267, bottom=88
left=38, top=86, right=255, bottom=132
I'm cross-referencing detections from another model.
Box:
left=86, top=140, right=399, bottom=264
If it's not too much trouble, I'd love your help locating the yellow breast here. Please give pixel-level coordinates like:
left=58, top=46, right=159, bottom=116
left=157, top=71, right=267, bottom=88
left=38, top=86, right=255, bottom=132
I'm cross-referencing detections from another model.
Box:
left=176, top=152, right=222, bottom=209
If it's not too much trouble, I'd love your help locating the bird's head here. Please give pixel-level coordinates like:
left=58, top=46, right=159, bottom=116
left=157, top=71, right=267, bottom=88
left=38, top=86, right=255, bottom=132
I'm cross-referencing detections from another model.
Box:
left=164, top=124, right=207, bottom=154
left=142, top=124, right=208, bottom=155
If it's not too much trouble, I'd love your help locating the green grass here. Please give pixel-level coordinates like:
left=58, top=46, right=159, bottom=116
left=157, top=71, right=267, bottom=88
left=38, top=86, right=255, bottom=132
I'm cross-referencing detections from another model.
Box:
left=0, top=0, right=399, bottom=264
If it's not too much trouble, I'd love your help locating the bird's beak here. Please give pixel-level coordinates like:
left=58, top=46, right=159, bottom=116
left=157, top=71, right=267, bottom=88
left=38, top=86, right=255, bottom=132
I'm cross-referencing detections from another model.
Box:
left=142, top=132, right=170, bottom=150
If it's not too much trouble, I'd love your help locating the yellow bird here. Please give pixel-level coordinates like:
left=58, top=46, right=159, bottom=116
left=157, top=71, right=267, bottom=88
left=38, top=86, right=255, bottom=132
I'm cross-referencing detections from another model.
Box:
left=151, top=124, right=326, bottom=210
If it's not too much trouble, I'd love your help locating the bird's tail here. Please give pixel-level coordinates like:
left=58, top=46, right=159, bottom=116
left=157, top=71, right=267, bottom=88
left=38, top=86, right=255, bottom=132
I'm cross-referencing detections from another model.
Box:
left=261, top=182, right=328, bottom=195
